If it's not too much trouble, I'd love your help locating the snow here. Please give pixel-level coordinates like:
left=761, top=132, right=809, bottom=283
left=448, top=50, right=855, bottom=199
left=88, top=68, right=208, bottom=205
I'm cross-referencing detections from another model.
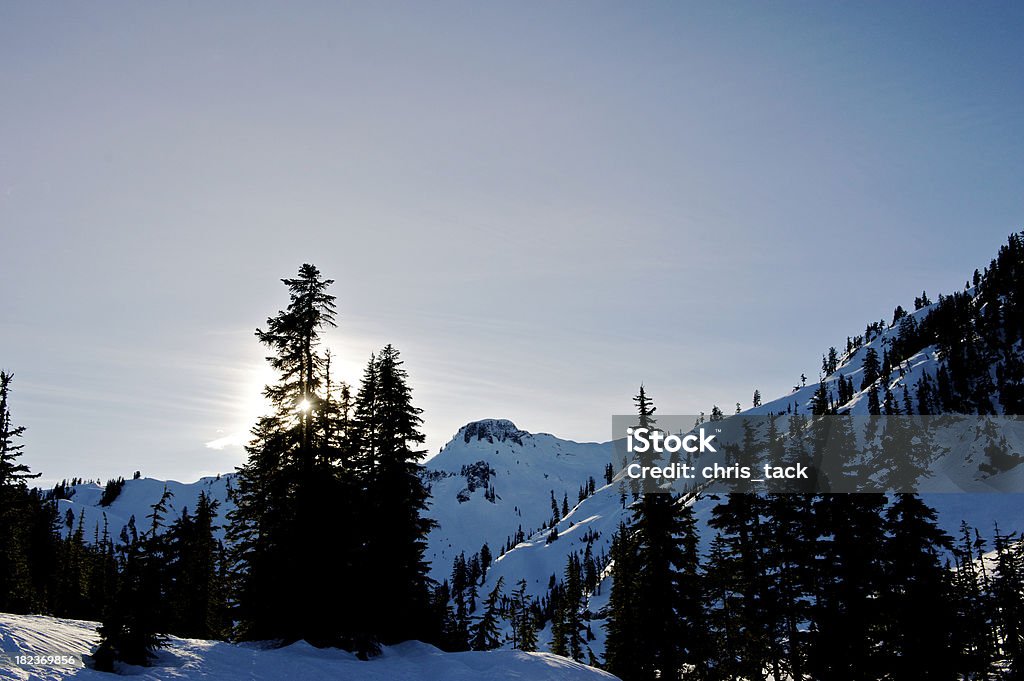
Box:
left=54, top=476, right=233, bottom=544
left=422, top=419, right=611, bottom=583
left=0, top=614, right=620, bottom=681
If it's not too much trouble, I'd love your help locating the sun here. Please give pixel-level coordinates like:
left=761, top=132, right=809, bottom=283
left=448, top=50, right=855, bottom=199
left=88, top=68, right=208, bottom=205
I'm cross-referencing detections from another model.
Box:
left=297, top=399, right=312, bottom=412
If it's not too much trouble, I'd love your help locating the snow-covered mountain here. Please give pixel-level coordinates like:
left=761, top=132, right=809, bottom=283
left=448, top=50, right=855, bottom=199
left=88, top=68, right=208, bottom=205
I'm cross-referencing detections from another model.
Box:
left=52, top=475, right=234, bottom=544
left=422, top=419, right=609, bottom=583
left=50, top=420, right=613, bottom=578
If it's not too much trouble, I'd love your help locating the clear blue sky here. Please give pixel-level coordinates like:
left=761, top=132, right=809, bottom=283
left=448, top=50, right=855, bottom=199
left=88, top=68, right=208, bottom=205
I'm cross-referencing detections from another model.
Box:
left=2, top=2, right=1022, bottom=484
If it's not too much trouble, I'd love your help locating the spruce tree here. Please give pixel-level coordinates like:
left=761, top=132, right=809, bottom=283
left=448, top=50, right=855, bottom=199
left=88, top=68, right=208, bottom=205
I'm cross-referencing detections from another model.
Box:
left=991, top=525, right=1024, bottom=675
left=0, top=372, right=40, bottom=613
left=166, top=492, right=226, bottom=639
left=470, top=577, right=505, bottom=651
left=353, top=344, right=437, bottom=646
left=511, top=578, right=537, bottom=651
left=93, top=496, right=172, bottom=671
left=879, top=494, right=956, bottom=680
left=227, top=264, right=362, bottom=648
left=559, top=553, right=588, bottom=662
left=808, top=494, right=888, bottom=680
left=606, top=387, right=703, bottom=681
left=604, top=523, right=644, bottom=680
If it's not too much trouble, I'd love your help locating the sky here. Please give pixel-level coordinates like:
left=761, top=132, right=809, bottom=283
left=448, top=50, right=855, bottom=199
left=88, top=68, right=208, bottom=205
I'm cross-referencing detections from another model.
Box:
left=2, top=2, right=1023, bottom=485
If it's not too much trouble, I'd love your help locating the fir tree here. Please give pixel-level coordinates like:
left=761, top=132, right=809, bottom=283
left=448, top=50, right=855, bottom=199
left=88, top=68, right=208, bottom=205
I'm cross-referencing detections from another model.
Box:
left=808, top=494, right=888, bottom=680
left=559, top=553, right=588, bottom=662
left=879, top=494, right=955, bottom=679
left=0, top=372, right=40, bottom=614
left=861, top=348, right=881, bottom=391
left=991, top=525, right=1024, bottom=676
left=511, top=578, right=538, bottom=651
left=470, top=577, right=505, bottom=651
left=604, top=523, right=644, bottom=680
left=166, top=492, right=226, bottom=639
left=355, top=344, right=437, bottom=645
left=606, top=387, right=702, bottom=681
left=227, top=264, right=361, bottom=648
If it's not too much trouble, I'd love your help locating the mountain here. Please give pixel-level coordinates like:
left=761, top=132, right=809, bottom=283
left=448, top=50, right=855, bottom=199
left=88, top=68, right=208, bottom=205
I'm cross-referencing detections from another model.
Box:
left=50, top=475, right=233, bottom=545
left=422, top=419, right=610, bottom=583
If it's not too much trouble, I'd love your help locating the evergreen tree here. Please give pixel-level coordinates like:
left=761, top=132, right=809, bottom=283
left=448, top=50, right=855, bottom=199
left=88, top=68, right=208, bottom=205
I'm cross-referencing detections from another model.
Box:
left=0, top=372, right=36, bottom=488
left=166, top=492, right=226, bottom=639
left=867, top=384, right=881, bottom=415
left=879, top=494, right=956, bottom=680
left=604, top=523, right=644, bottom=681
left=449, top=554, right=472, bottom=650
left=479, top=543, right=492, bottom=582
left=559, top=553, right=588, bottom=662
left=93, top=495, right=172, bottom=671
left=949, top=522, right=996, bottom=676
left=511, top=578, right=538, bottom=652
left=808, top=494, right=888, bottom=680
left=470, top=577, right=505, bottom=651
left=355, top=344, right=437, bottom=645
left=761, top=492, right=819, bottom=680
left=0, top=372, right=41, bottom=613
left=707, top=493, right=772, bottom=680
left=991, top=526, right=1024, bottom=676
left=861, top=348, right=881, bottom=390
left=606, top=387, right=702, bottom=681
left=227, top=264, right=362, bottom=648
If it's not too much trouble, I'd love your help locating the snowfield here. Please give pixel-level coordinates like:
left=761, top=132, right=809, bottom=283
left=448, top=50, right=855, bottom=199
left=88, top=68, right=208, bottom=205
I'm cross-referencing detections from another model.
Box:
left=0, top=613, right=620, bottom=681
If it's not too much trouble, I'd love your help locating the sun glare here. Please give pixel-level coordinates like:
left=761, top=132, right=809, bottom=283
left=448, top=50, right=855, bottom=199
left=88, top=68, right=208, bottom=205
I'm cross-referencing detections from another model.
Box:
left=297, top=399, right=312, bottom=412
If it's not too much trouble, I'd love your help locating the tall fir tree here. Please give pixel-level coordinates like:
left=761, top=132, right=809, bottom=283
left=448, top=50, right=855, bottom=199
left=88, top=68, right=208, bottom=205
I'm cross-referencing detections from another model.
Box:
left=879, top=494, right=956, bottom=680
left=808, top=494, right=888, bottom=680
left=227, top=264, right=363, bottom=648
left=606, top=387, right=703, bottom=681
left=351, top=344, right=437, bottom=647
left=0, top=372, right=44, bottom=614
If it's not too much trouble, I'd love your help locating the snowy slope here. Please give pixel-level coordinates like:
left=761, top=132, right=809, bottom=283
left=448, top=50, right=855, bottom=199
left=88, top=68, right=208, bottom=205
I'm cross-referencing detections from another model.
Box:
left=735, top=296, right=1024, bottom=534
left=422, top=419, right=610, bottom=583
left=53, top=475, right=233, bottom=543
left=464, top=294, right=1024, bottom=659
left=0, top=613, right=619, bottom=681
